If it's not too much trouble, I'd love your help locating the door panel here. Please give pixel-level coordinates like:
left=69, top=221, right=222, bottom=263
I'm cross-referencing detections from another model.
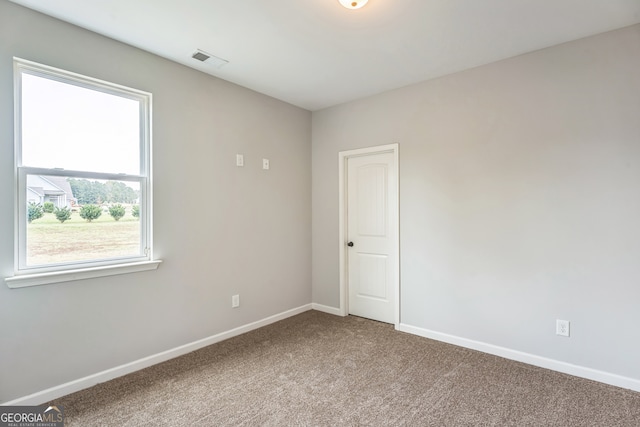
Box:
left=356, top=164, right=387, bottom=237
left=347, top=152, right=396, bottom=323
left=355, top=253, right=388, bottom=300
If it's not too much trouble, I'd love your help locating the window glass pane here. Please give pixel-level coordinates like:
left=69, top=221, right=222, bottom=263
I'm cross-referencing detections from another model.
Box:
left=21, top=73, right=140, bottom=174
left=26, top=174, right=142, bottom=267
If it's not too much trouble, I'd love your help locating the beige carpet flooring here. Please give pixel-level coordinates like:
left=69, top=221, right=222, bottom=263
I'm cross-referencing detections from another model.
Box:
left=51, top=310, right=640, bottom=426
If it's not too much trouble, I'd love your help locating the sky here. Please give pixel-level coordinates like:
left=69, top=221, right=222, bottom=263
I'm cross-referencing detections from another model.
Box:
left=21, top=73, right=141, bottom=175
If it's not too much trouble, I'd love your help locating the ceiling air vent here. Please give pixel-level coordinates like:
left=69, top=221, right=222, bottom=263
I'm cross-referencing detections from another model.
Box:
left=191, top=49, right=229, bottom=69
left=192, top=51, right=210, bottom=62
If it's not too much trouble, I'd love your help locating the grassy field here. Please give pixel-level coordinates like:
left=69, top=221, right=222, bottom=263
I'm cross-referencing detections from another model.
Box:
left=27, top=211, right=141, bottom=266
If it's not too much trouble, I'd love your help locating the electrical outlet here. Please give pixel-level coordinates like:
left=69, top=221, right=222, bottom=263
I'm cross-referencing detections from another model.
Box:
left=236, top=154, right=244, bottom=167
left=556, top=319, right=570, bottom=337
left=232, top=294, right=240, bottom=308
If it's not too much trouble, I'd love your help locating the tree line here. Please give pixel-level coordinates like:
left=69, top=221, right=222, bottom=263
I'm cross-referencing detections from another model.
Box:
left=68, top=179, right=139, bottom=205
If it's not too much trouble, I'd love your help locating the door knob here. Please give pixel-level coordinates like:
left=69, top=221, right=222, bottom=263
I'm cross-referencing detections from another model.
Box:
left=347, top=242, right=354, bottom=247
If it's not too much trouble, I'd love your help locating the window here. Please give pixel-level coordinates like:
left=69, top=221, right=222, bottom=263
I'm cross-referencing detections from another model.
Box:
left=6, top=58, right=159, bottom=288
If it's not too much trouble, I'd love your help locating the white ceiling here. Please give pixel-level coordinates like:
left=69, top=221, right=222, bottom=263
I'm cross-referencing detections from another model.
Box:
left=9, top=0, right=640, bottom=111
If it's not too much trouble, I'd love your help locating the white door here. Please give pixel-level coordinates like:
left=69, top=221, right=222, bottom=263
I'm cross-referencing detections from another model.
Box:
left=346, top=151, right=397, bottom=323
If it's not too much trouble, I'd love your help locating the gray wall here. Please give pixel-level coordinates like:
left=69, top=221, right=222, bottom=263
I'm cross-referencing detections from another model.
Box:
left=312, top=25, right=640, bottom=380
left=0, top=1, right=311, bottom=403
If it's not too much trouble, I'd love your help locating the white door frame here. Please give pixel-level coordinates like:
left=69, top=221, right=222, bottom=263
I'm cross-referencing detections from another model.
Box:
left=338, top=143, right=400, bottom=327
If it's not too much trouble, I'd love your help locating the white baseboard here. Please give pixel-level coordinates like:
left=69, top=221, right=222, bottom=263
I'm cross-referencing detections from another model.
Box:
left=10, top=307, right=635, bottom=406
left=4, top=304, right=313, bottom=406
left=311, top=303, right=343, bottom=316
left=397, top=323, right=640, bottom=393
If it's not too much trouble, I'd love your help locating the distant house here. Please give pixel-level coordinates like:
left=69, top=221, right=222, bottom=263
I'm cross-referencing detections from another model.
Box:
left=26, top=175, right=76, bottom=208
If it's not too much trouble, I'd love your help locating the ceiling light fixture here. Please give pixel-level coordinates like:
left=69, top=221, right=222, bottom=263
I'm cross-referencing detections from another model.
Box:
left=338, top=0, right=368, bottom=10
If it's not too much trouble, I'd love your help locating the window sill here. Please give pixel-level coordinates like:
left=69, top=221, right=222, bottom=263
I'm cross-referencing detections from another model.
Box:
left=4, top=260, right=162, bottom=289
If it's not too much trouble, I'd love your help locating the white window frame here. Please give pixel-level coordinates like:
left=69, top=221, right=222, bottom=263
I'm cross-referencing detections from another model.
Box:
left=5, top=58, right=160, bottom=288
